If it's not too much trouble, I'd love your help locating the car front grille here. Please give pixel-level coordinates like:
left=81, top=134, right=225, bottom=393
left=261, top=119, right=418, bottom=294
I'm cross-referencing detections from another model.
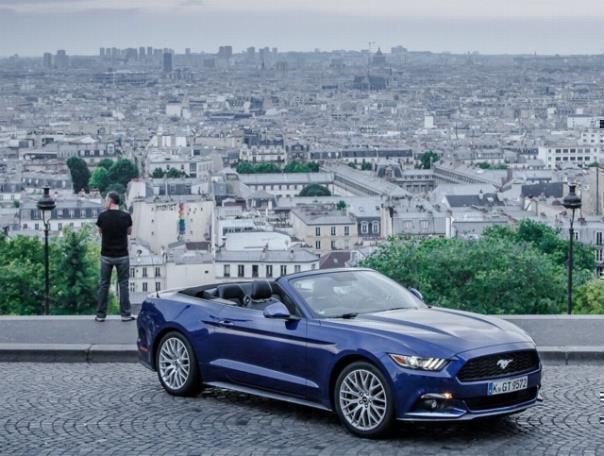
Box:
left=457, top=350, right=540, bottom=382
left=464, top=387, right=538, bottom=411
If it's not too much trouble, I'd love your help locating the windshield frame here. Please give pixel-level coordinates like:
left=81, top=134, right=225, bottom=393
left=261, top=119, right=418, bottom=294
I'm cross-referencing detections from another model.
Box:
left=284, top=269, right=426, bottom=319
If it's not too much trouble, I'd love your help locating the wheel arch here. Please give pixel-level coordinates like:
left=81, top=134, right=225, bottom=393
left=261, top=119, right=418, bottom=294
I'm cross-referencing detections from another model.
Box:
left=328, top=351, right=392, bottom=411
left=151, top=324, right=192, bottom=370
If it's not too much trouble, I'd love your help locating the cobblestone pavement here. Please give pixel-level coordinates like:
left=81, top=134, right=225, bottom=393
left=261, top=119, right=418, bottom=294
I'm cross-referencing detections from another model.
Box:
left=0, top=363, right=603, bottom=456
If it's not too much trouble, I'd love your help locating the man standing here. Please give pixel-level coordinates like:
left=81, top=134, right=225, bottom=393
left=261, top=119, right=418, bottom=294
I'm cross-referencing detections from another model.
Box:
left=95, top=191, right=135, bottom=322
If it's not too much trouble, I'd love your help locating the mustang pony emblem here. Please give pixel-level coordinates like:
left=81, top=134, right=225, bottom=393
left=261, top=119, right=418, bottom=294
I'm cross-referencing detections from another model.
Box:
left=497, top=359, right=513, bottom=370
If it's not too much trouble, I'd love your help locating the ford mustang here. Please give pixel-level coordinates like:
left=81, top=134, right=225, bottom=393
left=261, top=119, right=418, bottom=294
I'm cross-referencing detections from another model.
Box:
left=137, top=268, right=542, bottom=437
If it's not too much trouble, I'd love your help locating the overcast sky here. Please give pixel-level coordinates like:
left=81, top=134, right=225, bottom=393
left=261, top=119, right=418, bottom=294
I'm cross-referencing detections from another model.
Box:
left=1, top=0, right=603, bottom=55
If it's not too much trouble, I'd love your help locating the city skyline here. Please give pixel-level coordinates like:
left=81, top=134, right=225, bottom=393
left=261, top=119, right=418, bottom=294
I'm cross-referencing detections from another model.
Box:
left=1, top=1, right=604, bottom=56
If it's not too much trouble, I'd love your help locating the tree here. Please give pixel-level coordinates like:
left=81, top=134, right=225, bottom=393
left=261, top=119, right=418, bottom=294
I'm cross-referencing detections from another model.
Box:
left=66, top=157, right=91, bottom=193
left=348, top=162, right=358, bottom=169
left=483, top=220, right=595, bottom=277
left=107, top=159, right=139, bottom=189
left=236, top=161, right=256, bottom=174
left=283, top=161, right=320, bottom=173
left=336, top=200, right=347, bottom=211
left=89, top=167, right=111, bottom=193
left=51, top=227, right=99, bottom=315
left=361, top=236, right=568, bottom=314
left=299, top=184, right=331, bottom=197
left=574, top=280, right=604, bottom=314
left=255, top=162, right=281, bottom=173
left=0, top=231, right=109, bottom=316
left=98, top=158, right=114, bottom=170
left=166, top=168, right=186, bottom=178
left=152, top=168, right=166, bottom=178
left=420, top=151, right=439, bottom=170
left=361, top=160, right=372, bottom=171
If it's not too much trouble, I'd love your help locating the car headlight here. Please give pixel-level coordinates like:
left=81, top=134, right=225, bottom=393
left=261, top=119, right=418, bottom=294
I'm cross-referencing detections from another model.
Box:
left=389, top=354, right=448, bottom=371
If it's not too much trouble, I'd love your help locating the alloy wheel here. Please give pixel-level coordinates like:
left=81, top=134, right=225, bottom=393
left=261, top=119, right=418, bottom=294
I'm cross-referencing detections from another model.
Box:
left=338, top=368, right=388, bottom=431
left=158, top=337, right=191, bottom=390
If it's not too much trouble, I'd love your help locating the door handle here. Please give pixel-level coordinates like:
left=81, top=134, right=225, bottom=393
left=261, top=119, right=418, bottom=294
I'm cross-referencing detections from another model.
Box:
left=219, top=319, right=234, bottom=326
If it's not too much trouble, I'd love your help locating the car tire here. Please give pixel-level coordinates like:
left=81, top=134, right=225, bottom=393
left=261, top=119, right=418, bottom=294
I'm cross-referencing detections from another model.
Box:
left=156, top=331, right=201, bottom=397
left=334, top=361, right=395, bottom=438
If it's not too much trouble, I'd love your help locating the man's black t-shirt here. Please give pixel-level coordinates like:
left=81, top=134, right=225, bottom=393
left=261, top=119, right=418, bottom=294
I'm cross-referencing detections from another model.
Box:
left=96, top=209, right=132, bottom=257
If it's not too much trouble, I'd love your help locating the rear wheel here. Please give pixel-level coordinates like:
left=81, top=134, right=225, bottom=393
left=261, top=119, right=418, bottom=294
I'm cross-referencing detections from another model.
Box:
left=156, top=331, right=201, bottom=396
left=334, top=361, right=395, bottom=438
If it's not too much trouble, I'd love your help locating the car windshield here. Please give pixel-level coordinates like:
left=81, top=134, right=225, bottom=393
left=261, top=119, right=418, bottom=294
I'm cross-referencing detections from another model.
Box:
left=289, top=270, right=425, bottom=318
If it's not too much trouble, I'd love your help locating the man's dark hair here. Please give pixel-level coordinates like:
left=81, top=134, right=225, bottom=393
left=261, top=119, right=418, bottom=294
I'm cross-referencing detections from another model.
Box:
left=107, top=191, right=120, bottom=206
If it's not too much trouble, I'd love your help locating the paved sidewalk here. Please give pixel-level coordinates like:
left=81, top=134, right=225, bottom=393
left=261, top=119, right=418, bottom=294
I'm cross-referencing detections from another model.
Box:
left=0, top=315, right=603, bottom=362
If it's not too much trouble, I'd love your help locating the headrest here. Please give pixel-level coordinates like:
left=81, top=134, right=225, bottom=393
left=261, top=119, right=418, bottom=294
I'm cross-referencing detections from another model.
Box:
left=251, top=280, right=272, bottom=300
left=219, top=284, right=245, bottom=300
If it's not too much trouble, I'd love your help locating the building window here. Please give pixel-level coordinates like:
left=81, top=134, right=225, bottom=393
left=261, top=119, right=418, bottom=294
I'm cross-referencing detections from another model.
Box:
left=331, top=226, right=336, bottom=236
left=224, top=264, right=230, bottom=277
left=372, top=221, right=380, bottom=234
left=344, top=226, right=350, bottom=236
left=331, top=240, right=336, bottom=250
left=361, top=222, right=368, bottom=234
left=129, top=282, right=135, bottom=293
left=315, top=240, right=321, bottom=249
left=315, top=226, right=321, bottom=236
left=155, top=267, right=161, bottom=277
left=155, top=282, right=161, bottom=292
left=280, top=265, right=287, bottom=276
left=266, top=265, right=273, bottom=277
left=130, top=268, right=135, bottom=278
left=238, top=265, right=245, bottom=278
left=142, top=282, right=148, bottom=292
left=294, top=265, right=301, bottom=273
left=597, top=232, right=603, bottom=245
left=252, top=265, right=259, bottom=278
left=311, top=263, right=316, bottom=270
left=142, top=267, right=148, bottom=278
left=597, top=249, right=604, bottom=262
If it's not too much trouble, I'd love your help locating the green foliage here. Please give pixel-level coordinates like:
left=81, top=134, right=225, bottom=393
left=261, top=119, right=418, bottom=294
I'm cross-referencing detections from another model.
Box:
left=477, top=162, right=508, bottom=170
left=12, top=200, right=19, bottom=208
left=336, top=200, right=347, bottom=211
left=361, top=236, right=568, bottom=314
left=361, top=160, right=372, bottom=171
left=107, top=159, right=139, bottom=188
left=299, top=184, right=331, bottom=197
left=152, top=168, right=165, bottom=178
left=420, top=151, right=439, bottom=170
left=66, top=156, right=91, bottom=193
left=483, top=220, right=595, bottom=275
left=88, top=158, right=138, bottom=195
left=50, top=226, right=99, bottom=315
left=166, top=168, right=187, bottom=178
left=89, top=167, right=111, bottom=193
left=98, top=158, right=114, bottom=170
left=347, top=162, right=357, bottom=169
left=0, top=228, right=106, bottom=315
left=0, top=235, right=45, bottom=315
left=236, top=160, right=320, bottom=174
left=283, top=161, right=320, bottom=173
left=574, top=280, right=604, bottom=314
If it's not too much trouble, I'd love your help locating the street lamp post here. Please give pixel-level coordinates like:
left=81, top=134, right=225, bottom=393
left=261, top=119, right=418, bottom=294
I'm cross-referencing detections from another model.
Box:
left=36, top=187, right=56, bottom=315
left=562, top=184, right=582, bottom=315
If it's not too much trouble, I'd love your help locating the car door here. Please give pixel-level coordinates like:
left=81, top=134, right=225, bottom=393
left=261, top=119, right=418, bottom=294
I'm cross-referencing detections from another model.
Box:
left=211, top=303, right=310, bottom=399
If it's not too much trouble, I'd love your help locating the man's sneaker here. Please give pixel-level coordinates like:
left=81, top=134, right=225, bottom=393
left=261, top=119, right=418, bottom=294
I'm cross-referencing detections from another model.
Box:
left=95, top=316, right=106, bottom=322
left=121, top=315, right=136, bottom=322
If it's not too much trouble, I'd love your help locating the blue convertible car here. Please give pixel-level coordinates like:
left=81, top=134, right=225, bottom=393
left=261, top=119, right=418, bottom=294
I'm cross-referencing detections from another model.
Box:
left=137, top=268, right=542, bottom=437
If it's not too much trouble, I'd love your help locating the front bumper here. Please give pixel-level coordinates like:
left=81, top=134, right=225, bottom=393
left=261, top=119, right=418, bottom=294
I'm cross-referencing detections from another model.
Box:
left=385, top=342, right=543, bottom=421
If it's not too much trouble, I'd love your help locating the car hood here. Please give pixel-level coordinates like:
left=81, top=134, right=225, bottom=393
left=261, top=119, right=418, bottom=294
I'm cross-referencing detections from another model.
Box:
left=324, top=307, right=533, bottom=358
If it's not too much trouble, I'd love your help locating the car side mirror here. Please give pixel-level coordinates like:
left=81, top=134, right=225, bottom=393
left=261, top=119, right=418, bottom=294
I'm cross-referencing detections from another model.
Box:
left=263, top=302, right=294, bottom=319
left=409, top=288, right=424, bottom=301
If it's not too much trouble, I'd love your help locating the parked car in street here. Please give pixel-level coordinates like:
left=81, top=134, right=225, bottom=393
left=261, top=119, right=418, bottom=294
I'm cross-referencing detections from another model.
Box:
left=137, top=268, right=542, bottom=437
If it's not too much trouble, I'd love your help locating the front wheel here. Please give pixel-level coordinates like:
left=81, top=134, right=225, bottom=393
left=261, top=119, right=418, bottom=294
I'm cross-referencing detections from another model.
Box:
left=156, top=331, right=201, bottom=396
left=334, top=361, right=395, bottom=438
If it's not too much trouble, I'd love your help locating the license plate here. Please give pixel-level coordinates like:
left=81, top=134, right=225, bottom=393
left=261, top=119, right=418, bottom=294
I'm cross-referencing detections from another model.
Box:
left=487, top=376, right=528, bottom=396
